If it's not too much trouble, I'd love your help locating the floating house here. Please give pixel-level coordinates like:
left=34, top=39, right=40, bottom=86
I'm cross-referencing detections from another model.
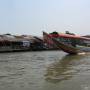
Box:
left=0, top=34, right=44, bottom=52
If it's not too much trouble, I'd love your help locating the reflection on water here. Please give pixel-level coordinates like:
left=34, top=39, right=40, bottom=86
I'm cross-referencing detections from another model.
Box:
left=45, top=54, right=87, bottom=83
left=0, top=51, right=90, bottom=90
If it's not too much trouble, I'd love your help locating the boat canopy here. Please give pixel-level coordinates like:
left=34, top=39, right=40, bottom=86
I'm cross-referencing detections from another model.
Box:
left=49, top=33, right=90, bottom=40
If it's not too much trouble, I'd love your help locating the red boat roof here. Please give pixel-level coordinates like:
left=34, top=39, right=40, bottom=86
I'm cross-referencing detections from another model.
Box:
left=49, top=34, right=90, bottom=40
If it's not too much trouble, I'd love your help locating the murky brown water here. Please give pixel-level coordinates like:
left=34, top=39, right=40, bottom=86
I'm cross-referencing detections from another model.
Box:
left=0, top=51, right=90, bottom=90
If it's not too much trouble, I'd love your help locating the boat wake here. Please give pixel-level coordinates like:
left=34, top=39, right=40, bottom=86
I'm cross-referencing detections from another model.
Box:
left=77, top=52, right=86, bottom=55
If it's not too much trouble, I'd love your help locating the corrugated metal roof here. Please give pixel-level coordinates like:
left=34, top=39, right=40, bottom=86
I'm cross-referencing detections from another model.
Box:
left=0, top=35, right=35, bottom=42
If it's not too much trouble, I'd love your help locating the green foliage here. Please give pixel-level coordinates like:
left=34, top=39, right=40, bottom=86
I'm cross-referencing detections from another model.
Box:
left=65, top=31, right=75, bottom=35
left=50, top=31, right=58, bottom=34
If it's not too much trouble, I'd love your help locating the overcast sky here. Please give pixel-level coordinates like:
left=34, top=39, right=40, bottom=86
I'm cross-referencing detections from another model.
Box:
left=0, top=0, right=90, bottom=36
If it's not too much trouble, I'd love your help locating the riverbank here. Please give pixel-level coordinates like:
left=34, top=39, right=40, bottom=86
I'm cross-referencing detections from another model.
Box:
left=0, top=33, right=59, bottom=52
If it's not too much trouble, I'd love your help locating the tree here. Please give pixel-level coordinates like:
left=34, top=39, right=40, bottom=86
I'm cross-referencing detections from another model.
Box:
left=50, top=31, right=58, bottom=34
left=65, top=31, right=75, bottom=35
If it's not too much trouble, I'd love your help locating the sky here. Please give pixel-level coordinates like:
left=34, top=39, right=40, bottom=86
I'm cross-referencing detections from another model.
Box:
left=0, top=0, right=90, bottom=36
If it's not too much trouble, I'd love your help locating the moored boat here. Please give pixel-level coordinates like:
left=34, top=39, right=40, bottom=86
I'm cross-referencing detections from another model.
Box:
left=43, top=32, right=90, bottom=54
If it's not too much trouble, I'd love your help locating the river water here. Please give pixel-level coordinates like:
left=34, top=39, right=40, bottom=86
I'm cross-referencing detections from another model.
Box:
left=0, top=51, right=90, bottom=90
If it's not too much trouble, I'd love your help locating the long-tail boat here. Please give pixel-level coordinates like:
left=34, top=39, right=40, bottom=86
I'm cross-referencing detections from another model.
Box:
left=43, top=32, right=90, bottom=54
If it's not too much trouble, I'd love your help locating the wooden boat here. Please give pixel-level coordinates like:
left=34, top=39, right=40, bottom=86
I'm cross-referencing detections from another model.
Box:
left=43, top=32, right=90, bottom=54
